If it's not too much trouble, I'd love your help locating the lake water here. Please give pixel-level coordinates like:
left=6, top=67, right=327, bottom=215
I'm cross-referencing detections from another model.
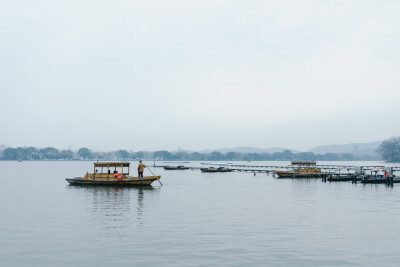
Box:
left=1, top=160, right=400, bottom=266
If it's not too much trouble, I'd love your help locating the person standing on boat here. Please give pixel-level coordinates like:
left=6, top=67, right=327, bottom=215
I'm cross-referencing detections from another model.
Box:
left=138, top=160, right=146, bottom=179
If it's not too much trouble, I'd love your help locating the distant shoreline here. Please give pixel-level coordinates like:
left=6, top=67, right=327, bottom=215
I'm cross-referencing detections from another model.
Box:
left=0, top=145, right=382, bottom=161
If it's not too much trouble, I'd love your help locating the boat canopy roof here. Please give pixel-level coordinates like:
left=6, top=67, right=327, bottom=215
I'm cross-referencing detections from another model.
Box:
left=93, top=162, right=130, bottom=168
left=291, top=161, right=317, bottom=166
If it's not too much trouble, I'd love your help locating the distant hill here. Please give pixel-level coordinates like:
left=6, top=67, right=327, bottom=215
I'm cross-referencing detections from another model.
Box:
left=197, top=142, right=382, bottom=158
left=200, top=147, right=299, bottom=154
left=308, top=141, right=382, bottom=156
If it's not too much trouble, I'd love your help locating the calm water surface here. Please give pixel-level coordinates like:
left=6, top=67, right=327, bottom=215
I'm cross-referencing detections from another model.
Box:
left=1, top=161, right=400, bottom=266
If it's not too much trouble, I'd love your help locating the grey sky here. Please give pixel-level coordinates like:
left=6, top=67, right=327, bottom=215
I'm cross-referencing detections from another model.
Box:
left=1, top=0, right=399, bottom=151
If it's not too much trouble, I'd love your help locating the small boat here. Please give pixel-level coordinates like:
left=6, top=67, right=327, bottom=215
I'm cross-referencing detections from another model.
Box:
left=327, top=167, right=357, bottom=181
left=201, top=162, right=233, bottom=165
left=163, top=165, right=190, bottom=170
left=66, top=162, right=161, bottom=186
left=200, top=167, right=233, bottom=173
left=361, top=168, right=400, bottom=184
left=274, top=161, right=325, bottom=178
left=163, top=161, right=190, bottom=164
left=327, top=174, right=357, bottom=182
left=360, top=175, right=400, bottom=184
left=361, top=176, right=390, bottom=184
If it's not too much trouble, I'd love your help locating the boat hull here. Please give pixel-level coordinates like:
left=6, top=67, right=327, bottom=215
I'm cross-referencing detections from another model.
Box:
left=361, top=177, right=400, bottom=184
left=274, top=171, right=325, bottom=178
left=200, top=168, right=233, bottom=173
left=163, top=166, right=189, bottom=170
left=327, top=174, right=357, bottom=181
left=66, top=176, right=161, bottom=186
left=328, top=177, right=354, bottom=182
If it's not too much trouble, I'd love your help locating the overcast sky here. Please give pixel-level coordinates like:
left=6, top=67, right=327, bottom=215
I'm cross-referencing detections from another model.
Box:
left=1, top=0, right=399, bottom=152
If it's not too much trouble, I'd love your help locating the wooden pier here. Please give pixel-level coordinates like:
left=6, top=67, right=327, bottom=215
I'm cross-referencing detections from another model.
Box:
left=154, top=163, right=400, bottom=182
left=154, top=164, right=400, bottom=173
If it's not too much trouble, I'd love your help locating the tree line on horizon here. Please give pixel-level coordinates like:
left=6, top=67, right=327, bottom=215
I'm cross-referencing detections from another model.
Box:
left=2, top=136, right=399, bottom=161
left=0, top=146, right=384, bottom=161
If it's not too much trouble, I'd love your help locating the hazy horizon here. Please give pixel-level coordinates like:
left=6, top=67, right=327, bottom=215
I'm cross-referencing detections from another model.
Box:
left=0, top=140, right=382, bottom=154
left=1, top=1, right=399, bottom=151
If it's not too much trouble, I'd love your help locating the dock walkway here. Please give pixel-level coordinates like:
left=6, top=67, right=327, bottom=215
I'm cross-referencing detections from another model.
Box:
left=154, top=164, right=400, bottom=174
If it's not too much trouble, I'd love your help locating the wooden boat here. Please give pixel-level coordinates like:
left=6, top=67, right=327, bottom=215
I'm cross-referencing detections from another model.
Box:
left=360, top=168, right=400, bottom=184
left=163, top=165, right=190, bottom=170
left=66, top=162, right=161, bottom=186
left=361, top=176, right=394, bottom=184
left=327, top=174, right=357, bottom=182
left=274, top=161, right=325, bottom=178
left=361, top=175, right=400, bottom=184
left=326, top=167, right=357, bottom=181
left=200, top=167, right=233, bottom=173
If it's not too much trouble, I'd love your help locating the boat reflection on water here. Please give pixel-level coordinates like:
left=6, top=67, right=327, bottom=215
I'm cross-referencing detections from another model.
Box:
left=67, top=185, right=160, bottom=226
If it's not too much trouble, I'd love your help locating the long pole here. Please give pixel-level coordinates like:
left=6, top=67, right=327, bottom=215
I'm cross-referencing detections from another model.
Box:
left=146, top=166, right=163, bottom=185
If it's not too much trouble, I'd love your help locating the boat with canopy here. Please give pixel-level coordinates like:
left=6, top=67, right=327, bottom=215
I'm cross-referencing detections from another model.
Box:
left=273, top=161, right=325, bottom=178
left=66, top=162, right=161, bottom=186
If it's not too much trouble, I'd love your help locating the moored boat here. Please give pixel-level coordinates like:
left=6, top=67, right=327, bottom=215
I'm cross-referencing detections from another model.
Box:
left=274, top=161, right=325, bottom=178
left=326, top=166, right=357, bottom=181
left=200, top=167, right=233, bottom=173
left=163, top=165, right=190, bottom=170
left=360, top=167, right=400, bottom=184
left=360, top=175, right=400, bottom=184
left=361, top=176, right=390, bottom=184
left=327, top=174, right=357, bottom=182
left=66, top=162, right=161, bottom=186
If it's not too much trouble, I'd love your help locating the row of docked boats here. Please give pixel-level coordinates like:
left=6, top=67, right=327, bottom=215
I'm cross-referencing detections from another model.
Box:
left=273, top=161, right=400, bottom=184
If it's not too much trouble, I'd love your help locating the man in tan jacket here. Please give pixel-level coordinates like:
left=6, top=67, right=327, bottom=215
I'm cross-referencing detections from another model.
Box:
left=138, top=160, right=146, bottom=178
